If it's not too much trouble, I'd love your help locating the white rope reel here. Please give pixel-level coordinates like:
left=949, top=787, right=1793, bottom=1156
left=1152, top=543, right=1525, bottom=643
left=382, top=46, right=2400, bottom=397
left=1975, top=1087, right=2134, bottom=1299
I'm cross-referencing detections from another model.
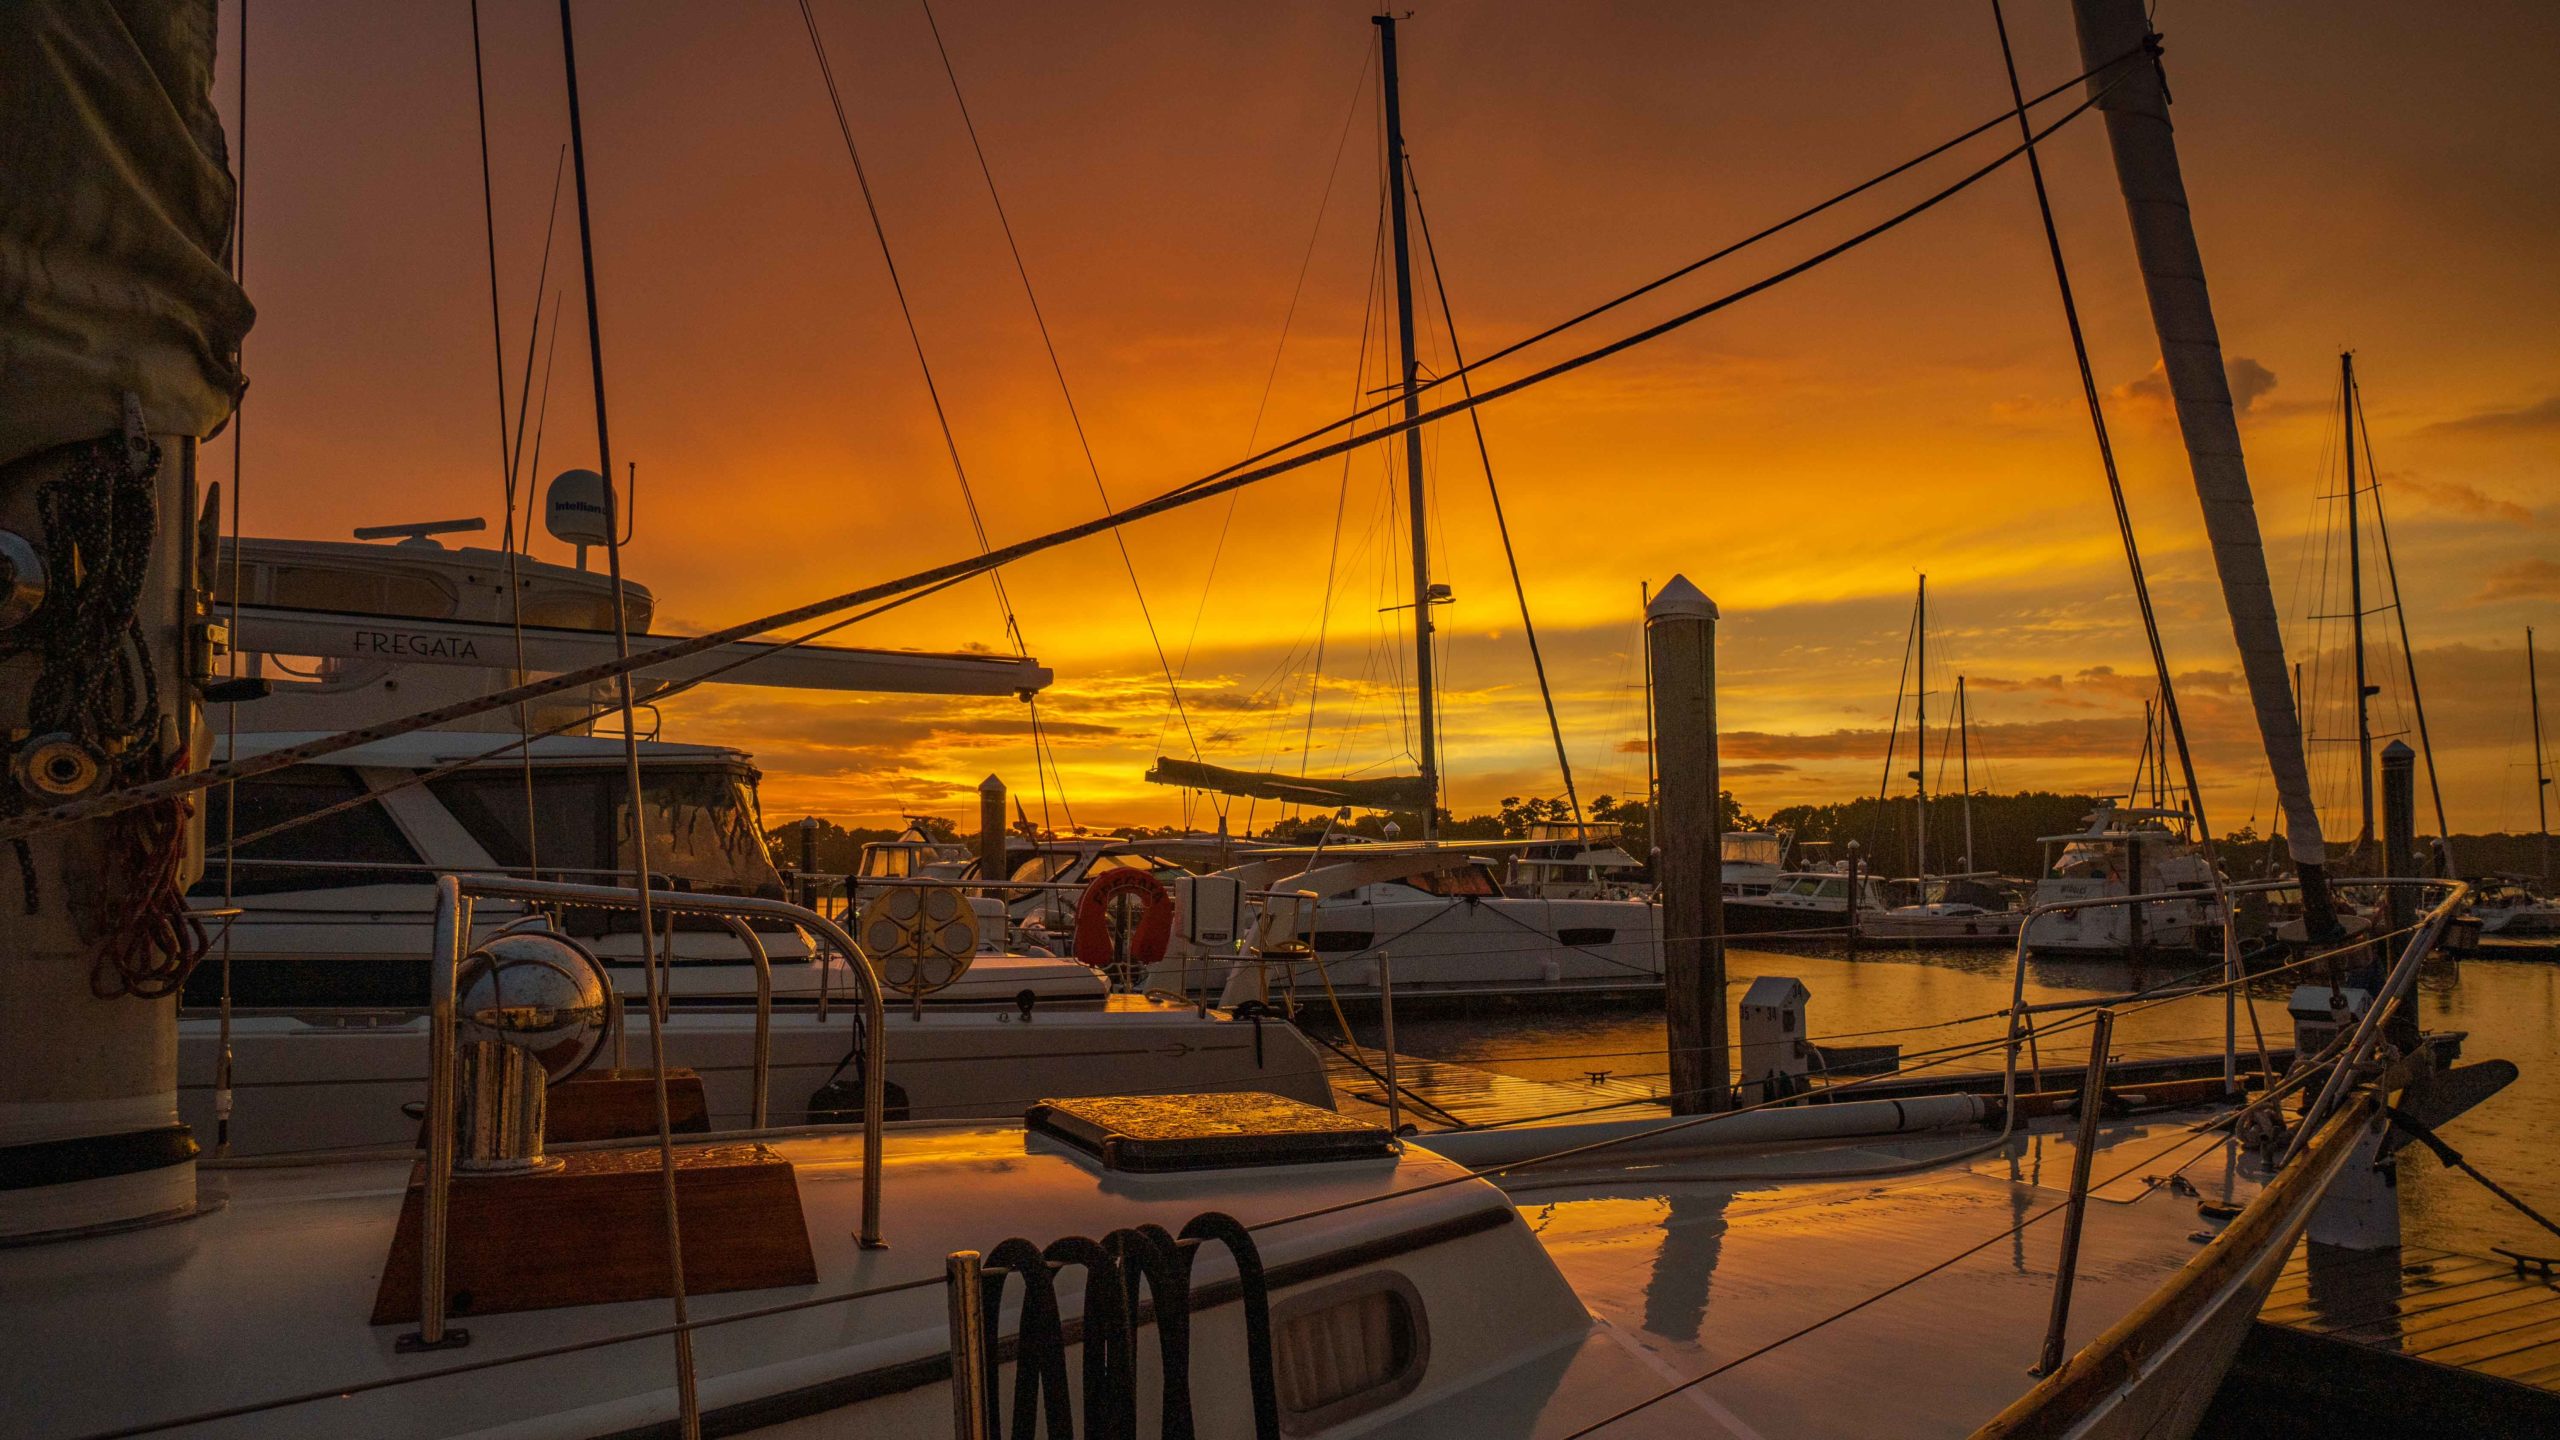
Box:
left=858, top=882, right=978, bottom=997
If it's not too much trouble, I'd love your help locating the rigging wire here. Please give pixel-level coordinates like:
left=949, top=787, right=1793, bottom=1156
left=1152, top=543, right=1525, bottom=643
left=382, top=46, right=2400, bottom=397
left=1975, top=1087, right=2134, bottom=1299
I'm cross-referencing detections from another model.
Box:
left=1867, top=591, right=1922, bottom=868
left=1168, top=48, right=1375, bottom=815
left=916, top=0, right=1205, bottom=781
left=468, top=3, right=556, bottom=877
left=795, top=0, right=1065, bottom=831
left=9, top=58, right=2141, bottom=845
left=2352, top=370, right=2454, bottom=861
left=1296, top=189, right=1391, bottom=801
left=1988, top=7, right=2216, bottom=852
left=1408, top=162, right=1582, bottom=825
left=556, top=6, right=697, bottom=1432
left=1148, top=47, right=2141, bottom=517
left=212, top=0, right=249, bottom=1158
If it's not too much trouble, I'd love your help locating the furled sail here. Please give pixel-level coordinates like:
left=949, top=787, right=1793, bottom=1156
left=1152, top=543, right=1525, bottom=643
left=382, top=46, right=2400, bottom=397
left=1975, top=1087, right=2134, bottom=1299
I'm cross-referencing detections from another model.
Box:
left=0, top=0, right=255, bottom=470
left=1145, top=756, right=1432, bottom=811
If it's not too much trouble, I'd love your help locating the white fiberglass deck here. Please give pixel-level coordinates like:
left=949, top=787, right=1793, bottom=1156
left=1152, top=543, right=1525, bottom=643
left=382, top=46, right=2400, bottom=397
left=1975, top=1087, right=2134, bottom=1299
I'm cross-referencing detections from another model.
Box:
left=1521, top=1120, right=2275, bottom=1436
left=3, top=1107, right=2281, bottom=1440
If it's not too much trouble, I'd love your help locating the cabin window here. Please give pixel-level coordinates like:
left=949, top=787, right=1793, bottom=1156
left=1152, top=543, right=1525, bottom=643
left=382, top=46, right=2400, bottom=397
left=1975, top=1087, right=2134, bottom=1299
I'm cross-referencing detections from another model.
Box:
left=1007, top=851, right=1079, bottom=884
left=192, top=766, right=422, bottom=895
left=1812, top=879, right=1847, bottom=900
left=1722, top=833, right=1782, bottom=867
left=859, top=846, right=914, bottom=880
left=1272, top=1273, right=1428, bottom=1433
left=221, top=558, right=457, bottom=621
left=1557, top=927, right=1615, bottom=948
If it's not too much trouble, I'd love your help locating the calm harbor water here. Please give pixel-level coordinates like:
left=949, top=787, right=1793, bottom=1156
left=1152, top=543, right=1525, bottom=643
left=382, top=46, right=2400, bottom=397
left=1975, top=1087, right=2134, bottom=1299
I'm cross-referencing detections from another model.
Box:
left=1313, top=944, right=2560, bottom=1256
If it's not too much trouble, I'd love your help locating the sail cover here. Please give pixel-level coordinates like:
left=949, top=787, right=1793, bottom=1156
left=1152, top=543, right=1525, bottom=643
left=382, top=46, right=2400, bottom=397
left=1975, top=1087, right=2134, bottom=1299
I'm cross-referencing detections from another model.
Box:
left=1, top=0, right=254, bottom=469
left=1146, top=757, right=1432, bottom=812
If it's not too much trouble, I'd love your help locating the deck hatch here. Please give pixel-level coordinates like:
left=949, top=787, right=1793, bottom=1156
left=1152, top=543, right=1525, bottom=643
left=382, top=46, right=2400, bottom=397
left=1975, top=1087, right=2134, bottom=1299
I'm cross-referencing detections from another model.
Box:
left=1026, top=1092, right=1393, bottom=1172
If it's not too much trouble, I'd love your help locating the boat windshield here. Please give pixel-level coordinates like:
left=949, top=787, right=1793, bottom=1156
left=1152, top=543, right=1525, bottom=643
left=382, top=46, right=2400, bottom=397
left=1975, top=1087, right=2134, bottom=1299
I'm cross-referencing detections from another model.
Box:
left=431, top=763, right=785, bottom=899
left=2050, top=840, right=2124, bottom=882
left=859, top=844, right=916, bottom=880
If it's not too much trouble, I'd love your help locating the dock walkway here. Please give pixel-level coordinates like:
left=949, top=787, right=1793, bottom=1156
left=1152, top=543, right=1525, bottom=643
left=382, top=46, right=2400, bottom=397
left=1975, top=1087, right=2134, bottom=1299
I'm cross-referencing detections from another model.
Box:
left=2208, top=1242, right=2560, bottom=1435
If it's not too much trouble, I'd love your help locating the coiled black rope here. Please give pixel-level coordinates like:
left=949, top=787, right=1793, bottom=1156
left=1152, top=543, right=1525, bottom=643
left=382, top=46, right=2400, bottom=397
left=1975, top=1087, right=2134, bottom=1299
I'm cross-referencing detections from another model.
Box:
left=973, top=1211, right=1278, bottom=1440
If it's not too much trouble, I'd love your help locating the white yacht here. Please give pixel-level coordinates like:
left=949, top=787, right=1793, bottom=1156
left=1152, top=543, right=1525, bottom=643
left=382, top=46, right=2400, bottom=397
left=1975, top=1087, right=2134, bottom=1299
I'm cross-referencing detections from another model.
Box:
left=1719, top=827, right=1792, bottom=899
left=1504, top=821, right=1649, bottom=900
left=2469, top=875, right=2560, bottom=936
left=1144, top=844, right=1663, bottom=1003
left=2022, top=805, right=2225, bottom=959
left=183, top=529, right=1331, bottom=1152
left=1721, top=867, right=1896, bottom=937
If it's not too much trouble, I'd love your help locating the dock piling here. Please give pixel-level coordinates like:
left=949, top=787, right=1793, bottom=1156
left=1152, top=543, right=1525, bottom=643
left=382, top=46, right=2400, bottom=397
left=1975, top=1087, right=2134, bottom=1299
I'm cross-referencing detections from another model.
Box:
left=1647, top=576, right=1726, bottom=1114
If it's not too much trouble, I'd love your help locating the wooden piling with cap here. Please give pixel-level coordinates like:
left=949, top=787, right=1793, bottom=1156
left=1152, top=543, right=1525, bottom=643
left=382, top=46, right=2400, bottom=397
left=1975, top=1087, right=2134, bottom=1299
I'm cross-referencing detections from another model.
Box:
left=1647, top=576, right=1726, bottom=1114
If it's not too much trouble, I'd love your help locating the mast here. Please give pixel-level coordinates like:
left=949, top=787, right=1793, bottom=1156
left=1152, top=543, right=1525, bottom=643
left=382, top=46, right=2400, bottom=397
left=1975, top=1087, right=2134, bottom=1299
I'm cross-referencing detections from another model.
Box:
left=1374, top=13, right=1437, bottom=841
left=1914, top=574, right=1928, bottom=881
left=2343, top=352, right=2375, bottom=863
left=2356, top=362, right=2454, bottom=871
left=2069, top=0, right=2341, bottom=938
left=2534, top=627, right=2551, bottom=884
left=1958, top=674, right=1975, bottom=871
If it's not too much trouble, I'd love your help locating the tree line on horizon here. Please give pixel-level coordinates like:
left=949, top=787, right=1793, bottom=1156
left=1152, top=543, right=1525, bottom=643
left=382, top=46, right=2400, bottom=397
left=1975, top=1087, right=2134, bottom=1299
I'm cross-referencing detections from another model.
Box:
left=764, top=792, right=2554, bottom=886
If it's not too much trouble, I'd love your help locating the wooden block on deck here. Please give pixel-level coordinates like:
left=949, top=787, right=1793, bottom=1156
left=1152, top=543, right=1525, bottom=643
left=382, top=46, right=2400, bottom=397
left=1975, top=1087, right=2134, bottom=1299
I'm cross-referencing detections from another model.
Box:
left=548, top=1068, right=711, bottom=1142
left=370, top=1142, right=815, bottom=1325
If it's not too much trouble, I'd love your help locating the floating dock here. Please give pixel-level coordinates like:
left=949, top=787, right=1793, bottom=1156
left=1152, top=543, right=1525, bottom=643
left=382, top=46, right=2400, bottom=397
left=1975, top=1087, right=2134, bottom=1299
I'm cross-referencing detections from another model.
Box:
left=2206, top=1242, right=2560, bottom=1436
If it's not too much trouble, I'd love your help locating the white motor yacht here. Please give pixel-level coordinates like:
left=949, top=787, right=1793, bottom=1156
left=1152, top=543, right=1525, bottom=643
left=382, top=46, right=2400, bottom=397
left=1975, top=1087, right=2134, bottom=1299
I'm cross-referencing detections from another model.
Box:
left=2469, top=876, right=2560, bottom=937
left=1146, top=844, right=1663, bottom=1004
left=181, top=532, right=1331, bottom=1153
left=2022, top=805, right=2226, bottom=959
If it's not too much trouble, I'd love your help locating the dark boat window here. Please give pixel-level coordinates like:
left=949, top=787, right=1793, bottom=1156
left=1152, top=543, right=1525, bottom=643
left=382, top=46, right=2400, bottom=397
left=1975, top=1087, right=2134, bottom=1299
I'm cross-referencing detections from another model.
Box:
left=1406, top=865, right=1501, bottom=899
left=192, top=766, right=422, bottom=896
left=1558, top=927, right=1615, bottom=948
left=430, top=770, right=615, bottom=877
left=1273, top=1272, right=1428, bottom=1432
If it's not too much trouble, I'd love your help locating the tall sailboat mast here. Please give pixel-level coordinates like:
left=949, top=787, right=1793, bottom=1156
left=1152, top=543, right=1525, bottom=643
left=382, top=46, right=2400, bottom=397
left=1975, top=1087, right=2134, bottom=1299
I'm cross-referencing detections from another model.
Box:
left=1958, top=674, right=1976, bottom=871
left=1374, top=12, right=1439, bottom=840
left=2343, top=351, right=2376, bottom=861
left=2533, top=626, right=2551, bottom=884
left=1914, top=574, right=1929, bottom=880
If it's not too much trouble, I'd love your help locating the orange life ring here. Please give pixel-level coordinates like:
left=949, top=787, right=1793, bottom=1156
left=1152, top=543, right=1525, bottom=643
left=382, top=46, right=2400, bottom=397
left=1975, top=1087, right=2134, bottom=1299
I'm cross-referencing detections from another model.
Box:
left=1074, top=868, right=1175, bottom=977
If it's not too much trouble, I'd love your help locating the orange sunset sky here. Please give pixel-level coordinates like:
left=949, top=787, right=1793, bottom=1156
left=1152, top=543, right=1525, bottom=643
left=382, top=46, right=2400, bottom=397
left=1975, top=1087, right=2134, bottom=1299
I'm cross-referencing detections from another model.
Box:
left=214, top=1, right=2560, bottom=840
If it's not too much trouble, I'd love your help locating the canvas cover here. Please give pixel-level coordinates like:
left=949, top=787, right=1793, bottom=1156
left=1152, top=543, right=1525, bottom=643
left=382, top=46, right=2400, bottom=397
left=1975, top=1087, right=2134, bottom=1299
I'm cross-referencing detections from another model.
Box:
left=0, top=0, right=252, bottom=469
left=1146, top=755, right=1433, bottom=812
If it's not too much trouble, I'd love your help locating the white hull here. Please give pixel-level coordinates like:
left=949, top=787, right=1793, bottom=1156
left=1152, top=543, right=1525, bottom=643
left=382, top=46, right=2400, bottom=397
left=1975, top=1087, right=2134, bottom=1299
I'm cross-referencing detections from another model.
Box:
left=1151, top=893, right=1663, bottom=1001
left=2024, top=883, right=2218, bottom=958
